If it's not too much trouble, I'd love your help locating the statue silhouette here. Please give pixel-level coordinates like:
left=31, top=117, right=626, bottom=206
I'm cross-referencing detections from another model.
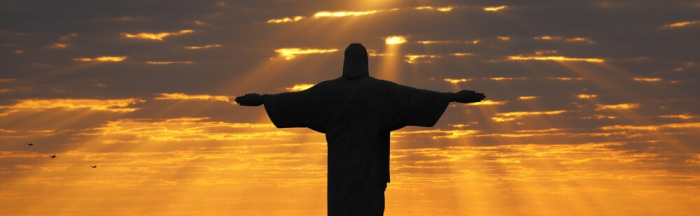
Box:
left=236, top=43, right=485, bottom=216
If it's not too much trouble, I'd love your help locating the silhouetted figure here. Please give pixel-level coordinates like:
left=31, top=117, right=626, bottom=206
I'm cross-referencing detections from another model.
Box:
left=50, top=155, right=56, bottom=158
left=236, top=43, right=484, bottom=216
left=27, top=143, right=33, bottom=146
left=91, top=165, right=97, bottom=168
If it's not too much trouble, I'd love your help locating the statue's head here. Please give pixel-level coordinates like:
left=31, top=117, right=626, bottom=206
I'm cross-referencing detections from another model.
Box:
left=343, top=43, right=369, bottom=79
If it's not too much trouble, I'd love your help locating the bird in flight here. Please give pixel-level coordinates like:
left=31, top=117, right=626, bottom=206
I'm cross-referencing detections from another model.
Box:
left=27, top=143, right=33, bottom=146
left=50, top=155, right=56, bottom=158
left=91, top=165, right=97, bottom=168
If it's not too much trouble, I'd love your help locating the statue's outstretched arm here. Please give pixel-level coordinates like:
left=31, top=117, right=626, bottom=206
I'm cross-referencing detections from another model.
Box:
left=451, top=90, right=485, bottom=103
left=235, top=93, right=264, bottom=106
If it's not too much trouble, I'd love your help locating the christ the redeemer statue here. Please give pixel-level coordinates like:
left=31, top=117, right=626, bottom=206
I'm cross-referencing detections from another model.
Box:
left=235, top=43, right=485, bottom=216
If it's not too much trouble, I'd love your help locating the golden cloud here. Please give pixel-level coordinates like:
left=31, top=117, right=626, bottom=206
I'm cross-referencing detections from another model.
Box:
left=392, top=129, right=478, bottom=139
left=662, top=20, right=700, bottom=28
left=535, top=35, right=563, bottom=40
left=507, top=55, right=604, bottom=63
left=122, top=29, right=194, bottom=41
left=385, top=36, right=407, bottom=45
left=267, top=7, right=457, bottom=25
left=0, top=98, right=144, bottom=116
left=633, top=77, right=662, bottom=82
left=443, top=78, right=471, bottom=84
left=469, top=100, right=507, bottom=106
left=154, top=93, right=230, bottom=102
left=47, top=43, right=68, bottom=49
left=535, top=36, right=595, bottom=43
left=492, top=110, right=566, bottom=122
left=405, top=54, right=441, bottom=64
left=595, top=103, right=639, bottom=110
left=73, top=56, right=127, bottom=62
left=417, top=40, right=479, bottom=44
left=313, top=10, right=380, bottom=18
left=600, top=123, right=700, bottom=131
left=577, top=94, right=598, bottom=99
left=266, top=16, right=305, bottom=23
left=518, top=96, right=538, bottom=100
left=93, top=117, right=292, bottom=141
left=275, top=48, right=339, bottom=60
left=449, top=53, right=474, bottom=57
left=286, top=84, right=314, bottom=92
left=548, top=77, right=585, bottom=81
left=414, top=6, right=454, bottom=12
left=659, top=114, right=696, bottom=120
left=488, top=77, right=527, bottom=81
left=184, top=44, right=222, bottom=50
left=483, top=6, right=507, bottom=11
left=145, top=61, right=193, bottom=65
left=565, top=37, right=596, bottom=43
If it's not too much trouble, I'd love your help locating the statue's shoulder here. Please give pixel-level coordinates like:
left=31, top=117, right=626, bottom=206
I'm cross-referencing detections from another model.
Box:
left=369, top=77, right=400, bottom=88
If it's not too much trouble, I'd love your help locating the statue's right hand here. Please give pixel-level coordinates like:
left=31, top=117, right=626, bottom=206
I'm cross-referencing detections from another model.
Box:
left=453, top=90, right=485, bottom=103
left=235, top=93, right=263, bottom=106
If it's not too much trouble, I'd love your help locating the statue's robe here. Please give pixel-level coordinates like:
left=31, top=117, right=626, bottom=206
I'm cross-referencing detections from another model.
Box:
left=263, top=76, right=452, bottom=216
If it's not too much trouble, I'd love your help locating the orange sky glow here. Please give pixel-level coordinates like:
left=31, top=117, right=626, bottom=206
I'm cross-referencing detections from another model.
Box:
left=1, top=1, right=699, bottom=216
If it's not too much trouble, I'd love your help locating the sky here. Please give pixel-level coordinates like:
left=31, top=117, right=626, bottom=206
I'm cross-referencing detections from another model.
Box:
left=1, top=0, right=699, bottom=215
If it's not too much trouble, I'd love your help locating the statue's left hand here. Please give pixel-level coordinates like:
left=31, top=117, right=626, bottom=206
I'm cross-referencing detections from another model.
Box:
left=235, top=93, right=263, bottom=106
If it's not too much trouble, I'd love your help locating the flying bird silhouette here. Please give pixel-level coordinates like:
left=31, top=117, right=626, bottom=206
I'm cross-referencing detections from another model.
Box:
left=27, top=143, right=33, bottom=146
left=50, top=155, right=56, bottom=158
left=91, top=165, right=97, bottom=168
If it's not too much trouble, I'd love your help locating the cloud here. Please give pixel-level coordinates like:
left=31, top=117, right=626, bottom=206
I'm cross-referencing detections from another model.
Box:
left=600, top=122, right=700, bottom=131
left=392, top=129, right=479, bottom=139
left=184, top=44, right=222, bottom=50
left=414, top=6, right=454, bottom=12
left=145, top=61, right=194, bottom=65
left=91, top=117, right=294, bottom=142
left=659, top=114, right=697, bottom=120
left=468, top=100, right=507, bottom=106
left=46, top=43, right=68, bottom=49
left=595, top=103, right=640, bottom=110
left=385, top=36, right=407, bottom=45
left=0, top=98, right=144, bottom=116
left=662, top=20, right=700, bottom=29
left=404, top=54, right=441, bottom=64
left=264, top=5, right=462, bottom=25
left=518, top=96, right=537, bottom=100
left=154, top=93, right=231, bottom=102
left=286, top=84, right=314, bottom=92
left=507, top=55, right=605, bottom=63
left=417, top=40, right=479, bottom=44
left=483, top=6, right=507, bottom=12
left=73, top=56, right=127, bottom=62
left=577, top=94, right=598, bottom=99
left=633, top=77, right=662, bottom=82
left=122, top=29, right=194, bottom=41
left=443, top=78, right=471, bottom=84
left=313, top=10, right=381, bottom=18
left=274, top=48, right=339, bottom=60
left=492, top=110, right=567, bottom=122
left=266, top=16, right=305, bottom=24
